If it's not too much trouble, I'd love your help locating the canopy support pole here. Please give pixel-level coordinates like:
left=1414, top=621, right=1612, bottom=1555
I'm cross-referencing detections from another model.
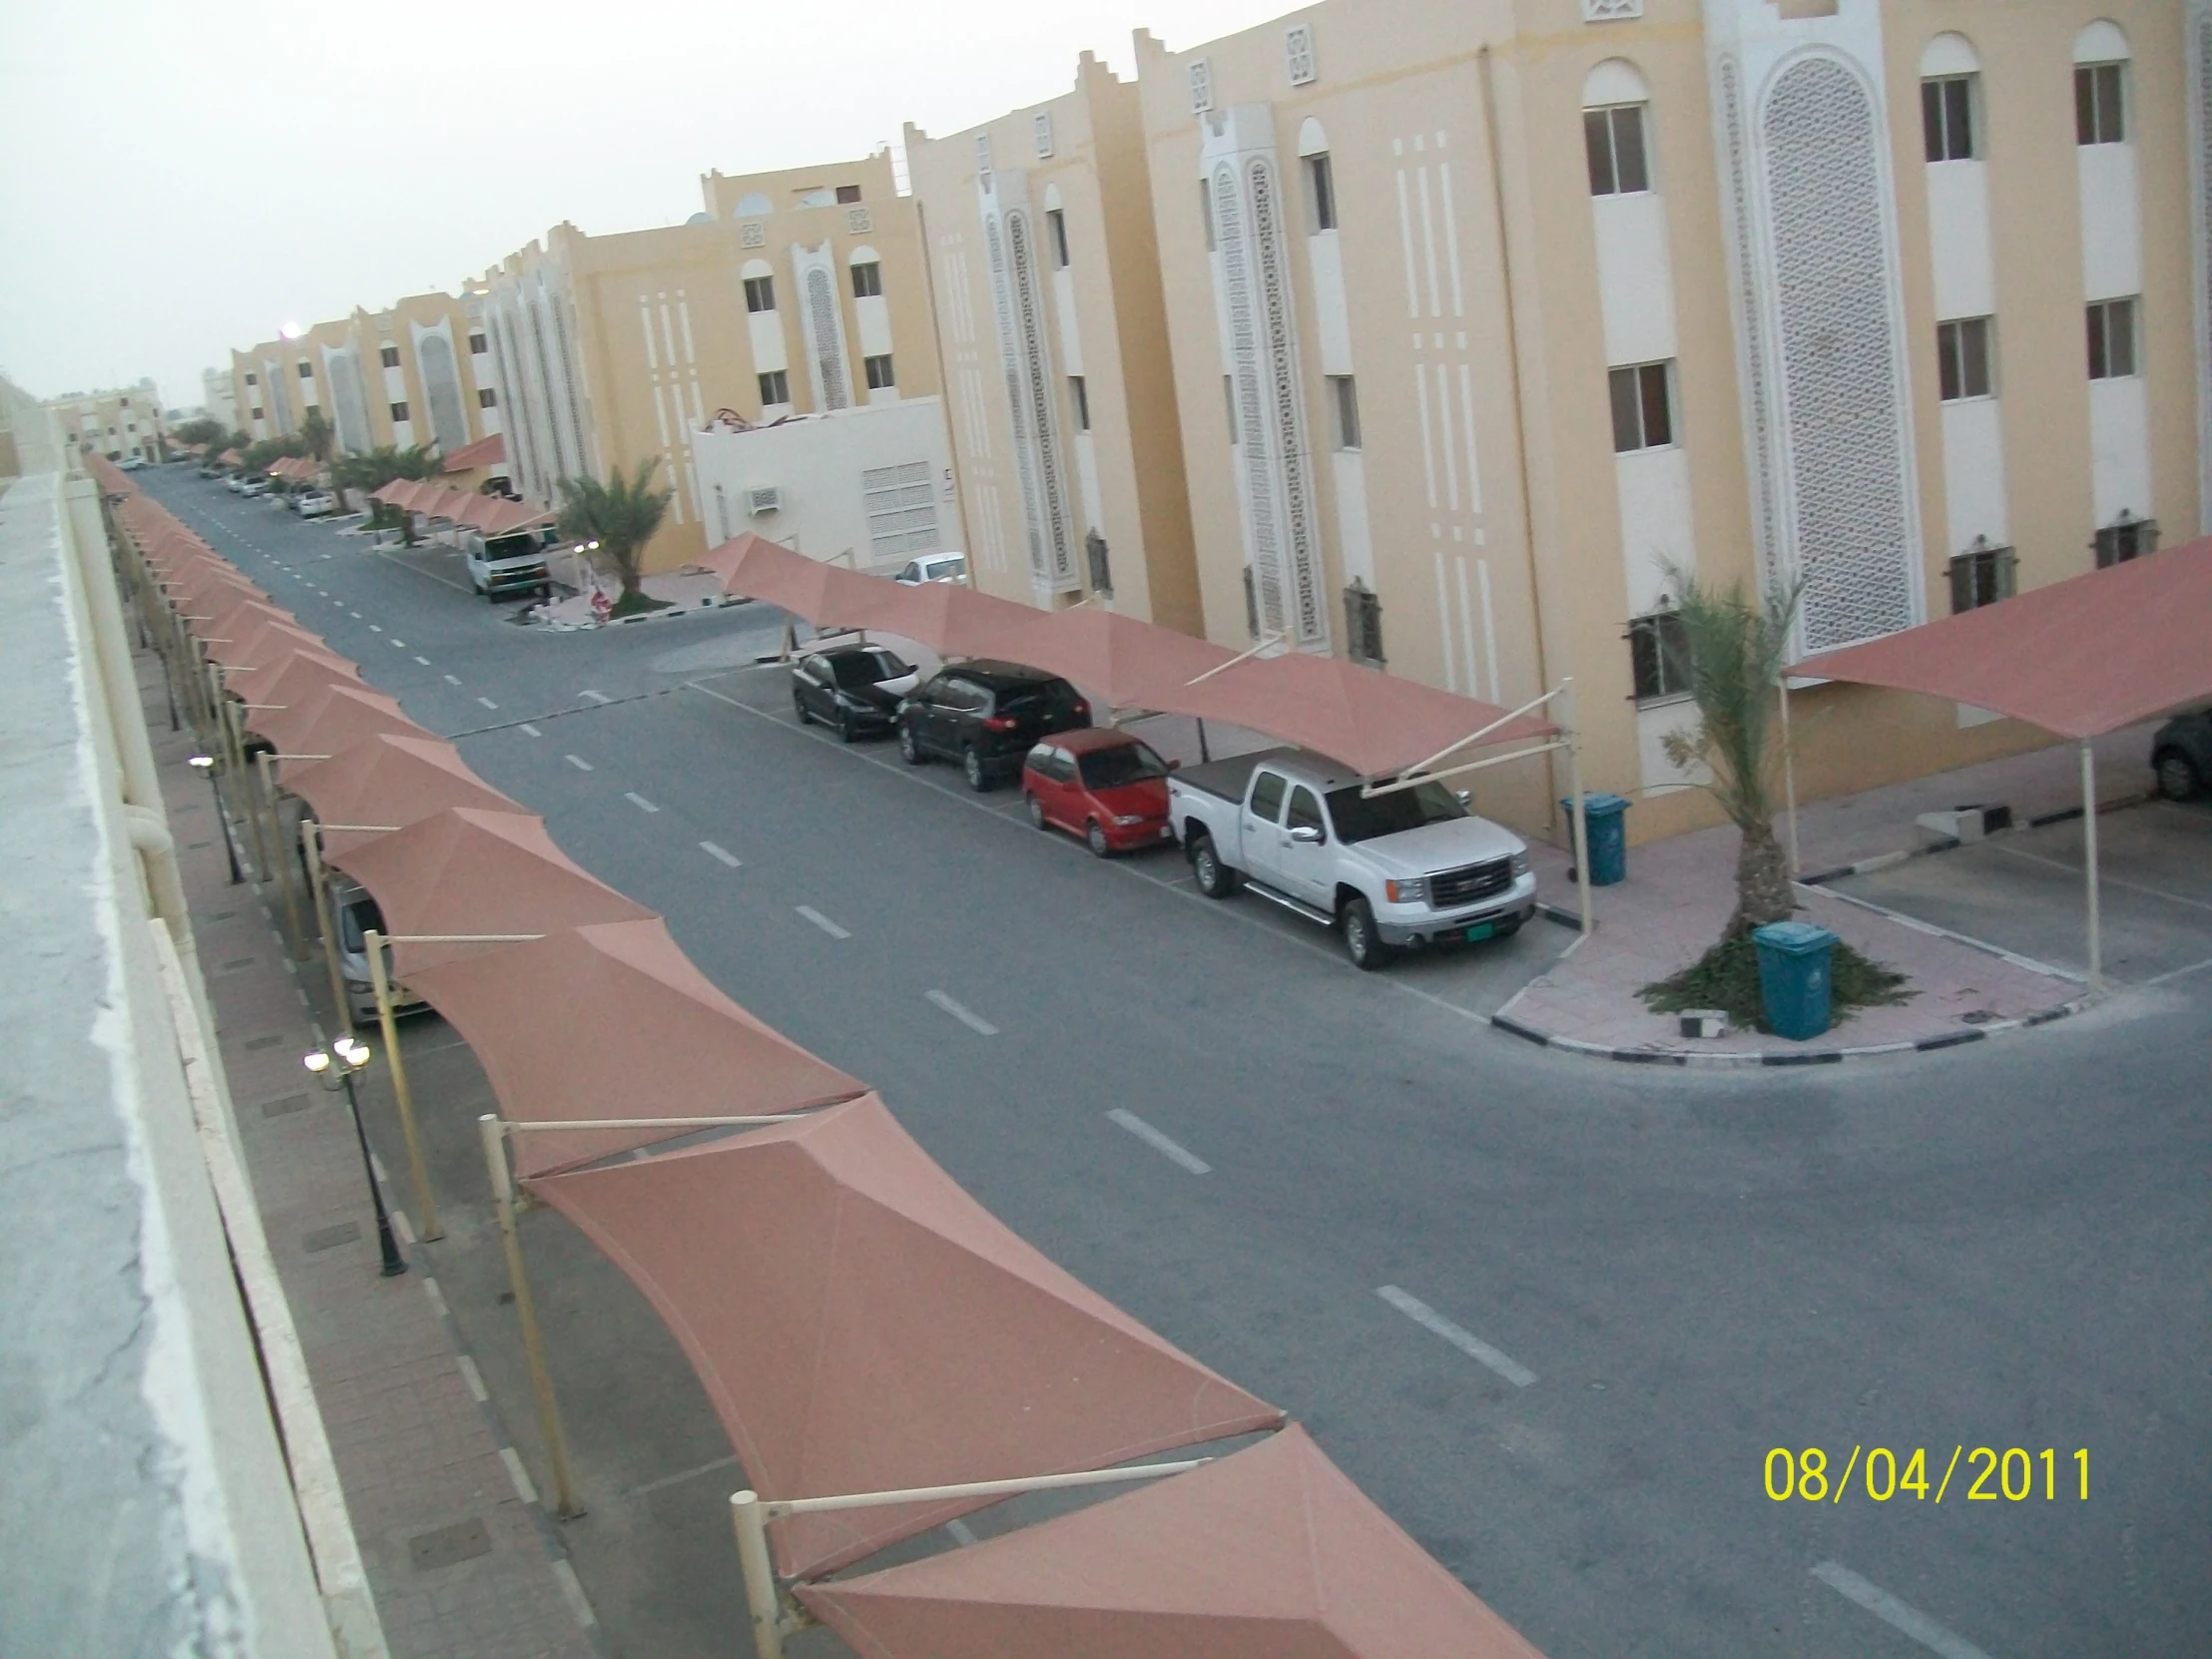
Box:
left=480, top=1117, right=583, bottom=1520
left=1562, top=677, right=1592, bottom=936
left=257, top=753, right=308, bottom=959
left=1779, top=677, right=1801, bottom=877
left=301, top=822, right=352, bottom=1033
left=364, top=931, right=442, bottom=1241
left=2080, top=740, right=2103, bottom=991
left=1197, top=717, right=1212, bottom=764
left=731, top=1492, right=787, bottom=1659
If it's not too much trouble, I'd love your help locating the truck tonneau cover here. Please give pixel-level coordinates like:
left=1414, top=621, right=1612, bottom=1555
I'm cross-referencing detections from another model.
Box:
left=1171, top=746, right=1363, bottom=803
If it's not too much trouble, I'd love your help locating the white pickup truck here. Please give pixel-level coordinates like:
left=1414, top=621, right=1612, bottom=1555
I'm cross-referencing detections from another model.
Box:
left=1169, top=748, right=1535, bottom=969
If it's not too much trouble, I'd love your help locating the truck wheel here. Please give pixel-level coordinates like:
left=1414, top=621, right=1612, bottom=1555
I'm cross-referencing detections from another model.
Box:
left=1190, top=833, right=1238, bottom=898
left=899, top=725, right=925, bottom=766
left=1342, top=895, right=1390, bottom=971
left=2155, top=748, right=2202, bottom=801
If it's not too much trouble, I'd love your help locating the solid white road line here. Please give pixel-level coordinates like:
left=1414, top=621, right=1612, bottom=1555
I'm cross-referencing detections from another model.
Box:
left=1376, top=1286, right=1537, bottom=1386
left=700, top=840, right=743, bottom=867
left=1107, top=1109, right=1212, bottom=1175
left=565, top=754, right=594, bottom=771
left=443, top=673, right=462, bottom=685
left=477, top=696, right=499, bottom=710
left=796, top=905, right=849, bottom=939
left=623, top=1452, right=741, bottom=1501
left=926, top=988, right=999, bottom=1036
left=578, top=688, right=611, bottom=704
left=625, top=792, right=659, bottom=814
left=1812, top=1563, right=1995, bottom=1659
left=520, top=723, right=543, bottom=738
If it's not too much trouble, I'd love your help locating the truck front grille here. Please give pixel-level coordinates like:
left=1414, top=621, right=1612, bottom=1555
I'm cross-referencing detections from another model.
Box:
left=1430, top=856, right=1513, bottom=909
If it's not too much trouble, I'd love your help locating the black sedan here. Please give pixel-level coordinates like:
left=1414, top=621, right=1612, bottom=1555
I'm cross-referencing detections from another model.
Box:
left=792, top=646, right=915, bottom=741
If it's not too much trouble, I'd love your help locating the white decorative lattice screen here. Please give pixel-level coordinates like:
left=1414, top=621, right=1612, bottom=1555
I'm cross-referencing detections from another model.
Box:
left=863, top=460, right=941, bottom=558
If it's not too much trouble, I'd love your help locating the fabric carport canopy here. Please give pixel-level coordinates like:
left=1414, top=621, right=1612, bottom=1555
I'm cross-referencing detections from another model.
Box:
left=403, top=918, right=867, bottom=1177
left=209, top=619, right=332, bottom=671
left=249, top=681, right=422, bottom=758
left=528, top=1094, right=1282, bottom=1579
left=325, top=807, right=655, bottom=974
left=975, top=603, right=1240, bottom=712
left=249, top=655, right=371, bottom=737
left=281, top=733, right=520, bottom=855
left=799, top=1424, right=1547, bottom=1659
left=696, top=534, right=888, bottom=632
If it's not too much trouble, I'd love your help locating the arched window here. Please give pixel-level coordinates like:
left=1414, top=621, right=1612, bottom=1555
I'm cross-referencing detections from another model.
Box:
left=2073, top=21, right=2130, bottom=146
left=1582, top=60, right=1652, bottom=196
left=847, top=245, right=883, bottom=297
left=742, top=258, right=776, bottom=313
left=1297, top=118, right=1335, bottom=233
left=1919, top=34, right=1980, bottom=162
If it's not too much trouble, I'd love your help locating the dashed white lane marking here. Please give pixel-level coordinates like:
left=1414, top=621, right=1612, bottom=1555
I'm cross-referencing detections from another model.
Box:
left=625, top=792, right=659, bottom=814
left=348, top=610, right=361, bottom=618
left=550, top=1559, right=598, bottom=1629
left=414, top=654, right=430, bottom=665
left=421, top=1276, right=449, bottom=1319
left=520, top=723, right=543, bottom=738
left=477, top=696, right=498, bottom=710
left=926, top=988, right=999, bottom=1036
left=796, top=905, right=849, bottom=939
left=367, top=623, right=381, bottom=632
left=1812, top=1563, right=1995, bottom=1659
left=456, top=1355, right=488, bottom=1402
left=1377, top=1286, right=1537, bottom=1387
left=945, top=1519, right=980, bottom=1547
left=578, top=688, right=611, bottom=704
left=700, top=840, right=743, bottom=867
left=499, top=1446, right=540, bottom=1505
left=392, top=1210, right=416, bottom=1246
left=443, top=673, right=462, bottom=685
left=565, top=754, right=594, bottom=771
left=1107, top=1109, right=1212, bottom=1175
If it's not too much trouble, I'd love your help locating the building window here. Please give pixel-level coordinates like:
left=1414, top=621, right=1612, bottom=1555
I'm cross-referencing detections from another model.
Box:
left=1200, top=177, right=1216, bottom=253
left=1936, top=317, right=1993, bottom=400
left=1608, top=360, right=1675, bottom=452
left=478, top=387, right=497, bottom=408
left=1046, top=210, right=1070, bottom=269
left=2092, top=515, right=2156, bottom=568
left=849, top=261, right=881, bottom=297
left=1327, top=375, right=1361, bottom=449
left=2085, top=297, right=2137, bottom=379
left=759, top=369, right=790, bottom=406
left=1223, top=374, right=1238, bottom=444
left=1285, top=23, right=1318, bottom=87
left=1922, top=75, right=1976, bottom=162
left=1628, top=610, right=1691, bottom=703
left=1069, top=375, right=1090, bottom=432
left=380, top=344, right=400, bottom=368
left=745, top=275, right=777, bottom=312
left=1584, top=104, right=1650, bottom=196
left=245, top=372, right=258, bottom=386
left=1344, top=578, right=1384, bottom=666
left=1305, top=152, right=1338, bottom=233
left=389, top=401, right=409, bottom=421
left=834, top=184, right=861, bottom=204
left=2075, top=62, right=2126, bottom=146
left=250, top=406, right=264, bottom=421
left=1947, top=541, right=2016, bottom=611
left=468, top=331, right=487, bottom=353
left=1033, top=110, right=1055, bottom=158
left=297, top=360, right=314, bottom=378
left=864, top=354, right=896, bottom=391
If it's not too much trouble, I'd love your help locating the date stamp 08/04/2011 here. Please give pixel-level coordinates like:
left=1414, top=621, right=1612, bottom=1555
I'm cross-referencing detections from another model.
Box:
left=1765, top=1446, right=2088, bottom=1504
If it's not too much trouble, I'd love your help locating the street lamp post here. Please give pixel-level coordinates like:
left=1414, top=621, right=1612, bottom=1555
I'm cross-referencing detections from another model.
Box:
left=188, top=753, right=244, bottom=884
left=305, top=1037, right=406, bottom=1278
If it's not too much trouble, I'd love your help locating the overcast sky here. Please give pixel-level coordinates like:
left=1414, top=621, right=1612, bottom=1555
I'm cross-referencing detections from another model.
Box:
left=0, top=0, right=1295, bottom=413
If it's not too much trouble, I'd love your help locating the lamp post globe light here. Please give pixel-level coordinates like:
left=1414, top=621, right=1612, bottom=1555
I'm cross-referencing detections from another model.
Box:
left=187, top=753, right=244, bottom=884
left=305, top=1036, right=407, bottom=1277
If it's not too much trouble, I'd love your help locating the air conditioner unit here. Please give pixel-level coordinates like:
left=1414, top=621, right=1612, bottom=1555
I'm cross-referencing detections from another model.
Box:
left=745, top=486, right=782, bottom=516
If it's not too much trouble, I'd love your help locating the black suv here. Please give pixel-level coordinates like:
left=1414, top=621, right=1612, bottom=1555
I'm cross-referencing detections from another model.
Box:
left=792, top=645, right=913, bottom=741
left=897, top=660, right=1091, bottom=791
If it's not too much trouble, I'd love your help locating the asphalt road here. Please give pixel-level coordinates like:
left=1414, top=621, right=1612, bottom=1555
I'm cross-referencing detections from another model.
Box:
left=147, top=468, right=2212, bottom=1659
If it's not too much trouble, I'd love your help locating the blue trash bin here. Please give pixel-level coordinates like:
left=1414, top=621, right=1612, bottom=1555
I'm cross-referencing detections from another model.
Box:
left=1561, top=793, right=1632, bottom=886
left=1752, top=920, right=1837, bottom=1040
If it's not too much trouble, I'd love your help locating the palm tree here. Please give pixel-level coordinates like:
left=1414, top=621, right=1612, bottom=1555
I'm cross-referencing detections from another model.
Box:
left=298, top=408, right=334, bottom=466
left=1656, top=568, right=1802, bottom=937
left=556, top=458, right=674, bottom=611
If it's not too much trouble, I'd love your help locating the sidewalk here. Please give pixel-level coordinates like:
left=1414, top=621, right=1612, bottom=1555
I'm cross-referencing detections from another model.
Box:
left=1495, top=735, right=2145, bottom=1062
left=145, top=651, right=600, bottom=1659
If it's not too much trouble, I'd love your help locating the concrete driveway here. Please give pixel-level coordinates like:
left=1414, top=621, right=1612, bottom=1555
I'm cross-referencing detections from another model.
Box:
left=1832, top=798, right=2212, bottom=988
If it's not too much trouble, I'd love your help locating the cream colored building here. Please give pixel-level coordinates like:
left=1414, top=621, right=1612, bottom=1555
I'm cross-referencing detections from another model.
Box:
left=49, top=379, right=167, bottom=464
left=482, top=150, right=939, bottom=573
left=904, top=54, right=1203, bottom=631
left=231, top=291, right=501, bottom=458
left=1122, top=0, right=2206, bottom=841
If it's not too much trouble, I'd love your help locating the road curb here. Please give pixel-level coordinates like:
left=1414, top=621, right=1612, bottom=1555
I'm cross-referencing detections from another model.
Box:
left=1484, top=994, right=2093, bottom=1068
left=1797, top=789, right=2154, bottom=887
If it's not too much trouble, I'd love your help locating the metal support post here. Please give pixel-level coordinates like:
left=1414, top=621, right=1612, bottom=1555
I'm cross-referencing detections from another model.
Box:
left=1561, top=677, right=1593, bottom=936
left=302, top=822, right=353, bottom=1030
left=478, top=1117, right=583, bottom=1520
left=364, top=931, right=442, bottom=1241
left=731, top=1491, right=787, bottom=1659
left=258, top=752, right=308, bottom=957
left=2080, top=740, right=2103, bottom=991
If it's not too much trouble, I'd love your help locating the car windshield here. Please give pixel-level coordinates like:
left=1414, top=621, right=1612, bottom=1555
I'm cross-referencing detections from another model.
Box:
left=830, top=649, right=910, bottom=689
left=1079, top=741, right=1168, bottom=789
left=339, top=895, right=387, bottom=953
left=1325, top=780, right=1467, bottom=843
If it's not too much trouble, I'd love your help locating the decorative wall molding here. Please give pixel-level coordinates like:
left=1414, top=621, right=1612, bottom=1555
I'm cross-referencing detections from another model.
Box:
left=2187, top=0, right=2212, bottom=532
left=792, top=242, right=854, bottom=412
left=980, top=167, right=1078, bottom=596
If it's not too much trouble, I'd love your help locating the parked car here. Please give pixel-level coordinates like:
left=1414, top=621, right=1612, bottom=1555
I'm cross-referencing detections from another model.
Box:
left=1169, top=748, right=1535, bottom=970
left=1022, top=729, right=1178, bottom=856
left=893, top=552, right=968, bottom=586
left=792, top=645, right=914, bottom=740
left=237, top=476, right=273, bottom=497
left=462, top=526, right=554, bottom=601
left=896, top=660, right=1091, bottom=791
left=197, top=463, right=222, bottom=478
left=294, top=489, right=339, bottom=518
left=2151, top=709, right=2211, bottom=801
left=117, top=454, right=146, bottom=471
left=326, top=876, right=431, bottom=1027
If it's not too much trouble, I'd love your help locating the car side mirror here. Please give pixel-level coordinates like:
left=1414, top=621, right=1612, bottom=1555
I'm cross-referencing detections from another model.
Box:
left=1167, top=759, right=1182, bottom=772
left=1289, top=824, right=1324, bottom=844
left=1455, top=789, right=1471, bottom=807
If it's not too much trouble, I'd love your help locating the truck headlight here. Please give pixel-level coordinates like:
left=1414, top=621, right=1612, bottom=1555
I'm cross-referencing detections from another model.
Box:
left=1384, top=876, right=1427, bottom=904
left=1510, top=850, right=1531, bottom=876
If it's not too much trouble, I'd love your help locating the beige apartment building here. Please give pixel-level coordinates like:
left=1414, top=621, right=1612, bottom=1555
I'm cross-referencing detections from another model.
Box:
left=230, top=291, right=502, bottom=459
left=482, top=151, right=939, bottom=573
left=50, top=380, right=168, bottom=464
left=1113, top=0, right=2206, bottom=841
left=904, top=54, right=1203, bottom=632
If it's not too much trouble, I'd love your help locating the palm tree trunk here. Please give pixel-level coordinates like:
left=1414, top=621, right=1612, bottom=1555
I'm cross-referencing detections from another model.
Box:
left=1727, top=818, right=1795, bottom=937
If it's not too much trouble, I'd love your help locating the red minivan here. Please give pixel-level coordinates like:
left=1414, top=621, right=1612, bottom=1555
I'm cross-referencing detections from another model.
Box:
left=1021, top=729, right=1176, bottom=857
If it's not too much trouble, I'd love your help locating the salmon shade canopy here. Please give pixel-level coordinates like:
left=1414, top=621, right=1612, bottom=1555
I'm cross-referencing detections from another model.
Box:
left=282, top=734, right=518, bottom=855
